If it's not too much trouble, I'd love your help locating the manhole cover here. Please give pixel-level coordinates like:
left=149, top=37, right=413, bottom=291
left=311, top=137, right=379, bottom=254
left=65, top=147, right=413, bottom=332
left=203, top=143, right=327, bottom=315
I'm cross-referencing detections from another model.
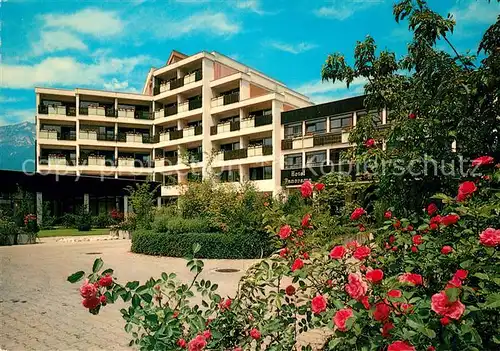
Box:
left=215, top=268, right=240, bottom=273
left=85, top=252, right=102, bottom=255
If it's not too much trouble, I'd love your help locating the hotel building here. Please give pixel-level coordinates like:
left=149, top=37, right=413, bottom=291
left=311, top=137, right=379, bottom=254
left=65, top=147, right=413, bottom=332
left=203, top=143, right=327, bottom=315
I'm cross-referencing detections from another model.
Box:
left=35, top=50, right=389, bottom=200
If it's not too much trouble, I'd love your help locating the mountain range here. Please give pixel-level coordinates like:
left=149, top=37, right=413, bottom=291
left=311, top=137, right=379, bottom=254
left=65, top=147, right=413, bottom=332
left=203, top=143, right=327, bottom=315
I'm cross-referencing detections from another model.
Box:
left=0, top=122, right=36, bottom=172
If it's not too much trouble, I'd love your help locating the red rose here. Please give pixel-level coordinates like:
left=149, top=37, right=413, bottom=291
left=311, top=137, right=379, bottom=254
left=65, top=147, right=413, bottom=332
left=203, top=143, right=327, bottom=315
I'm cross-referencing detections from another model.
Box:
left=202, top=330, right=211, bottom=340
left=400, top=303, right=414, bottom=314
left=441, top=214, right=460, bottom=226
left=393, top=220, right=401, bottom=229
left=441, top=245, right=453, bottom=254
left=80, top=279, right=98, bottom=299
left=329, top=245, right=347, bottom=259
left=219, top=298, right=232, bottom=311
left=353, top=246, right=371, bottom=260
left=399, top=273, right=423, bottom=286
left=291, top=258, right=304, bottom=272
left=173, top=310, right=180, bottom=318
left=311, top=295, right=327, bottom=315
left=382, top=322, right=394, bottom=338
left=440, top=316, right=451, bottom=325
left=389, top=235, right=396, bottom=244
left=361, top=296, right=370, bottom=309
left=427, top=203, right=438, bottom=216
left=98, top=274, right=113, bottom=288
left=366, top=269, right=384, bottom=284
left=427, top=347, right=436, bottom=351
left=454, top=269, right=468, bottom=280
left=429, top=223, right=438, bottom=231
left=301, top=214, right=311, bottom=228
left=384, top=211, right=392, bottom=219
left=457, top=181, right=477, bottom=202
left=406, top=225, right=414, bottom=231
left=387, top=289, right=402, bottom=298
left=388, top=341, right=416, bottom=351
left=302, top=252, right=310, bottom=260
left=177, top=338, right=187, bottom=348
left=279, top=248, right=289, bottom=257
left=392, top=246, right=398, bottom=252
left=296, top=229, right=304, bottom=237
left=479, top=227, right=500, bottom=247
left=314, top=183, right=325, bottom=191
left=364, top=138, right=375, bottom=148
left=409, top=112, right=416, bottom=119
left=446, top=276, right=462, bottom=289
left=300, top=180, right=314, bottom=198
left=99, top=295, right=107, bottom=304
left=373, top=302, right=391, bottom=321
left=345, top=273, right=368, bottom=300
left=326, top=279, right=333, bottom=287
left=249, top=328, right=261, bottom=340
left=350, top=207, right=366, bottom=221
left=472, top=156, right=494, bottom=167
left=411, top=246, right=418, bottom=253
left=333, top=308, right=353, bottom=332
left=285, top=285, right=296, bottom=296
left=188, top=335, right=207, bottom=351
left=82, top=296, right=100, bottom=309
left=431, top=291, right=465, bottom=319
left=412, top=235, right=423, bottom=245
left=278, top=225, right=292, bottom=239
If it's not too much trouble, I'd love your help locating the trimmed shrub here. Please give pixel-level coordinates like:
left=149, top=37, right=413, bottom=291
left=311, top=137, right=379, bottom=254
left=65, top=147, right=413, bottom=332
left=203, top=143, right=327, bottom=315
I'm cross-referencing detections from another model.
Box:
left=0, top=219, right=19, bottom=246
left=153, top=216, right=216, bottom=234
left=92, top=213, right=112, bottom=228
left=131, top=229, right=270, bottom=259
left=60, top=213, right=77, bottom=228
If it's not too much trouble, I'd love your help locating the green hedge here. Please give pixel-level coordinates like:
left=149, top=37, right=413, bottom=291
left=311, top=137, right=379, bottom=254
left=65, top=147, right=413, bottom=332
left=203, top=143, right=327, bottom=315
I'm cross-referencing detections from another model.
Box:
left=152, top=216, right=217, bottom=234
left=131, top=229, right=272, bottom=259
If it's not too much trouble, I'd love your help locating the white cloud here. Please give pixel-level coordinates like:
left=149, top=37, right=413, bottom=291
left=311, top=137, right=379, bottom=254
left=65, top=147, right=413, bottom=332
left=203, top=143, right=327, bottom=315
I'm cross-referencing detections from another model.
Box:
left=267, top=41, right=317, bottom=54
left=103, top=78, right=137, bottom=92
left=31, top=30, right=87, bottom=56
left=237, top=0, right=265, bottom=15
left=0, top=109, right=34, bottom=126
left=0, top=95, right=24, bottom=103
left=314, top=0, right=384, bottom=20
left=42, top=8, right=124, bottom=37
left=151, top=12, right=239, bottom=38
left=295, top=77, right=367, bottom=104
left=0, top=55, right=152, bottom=89
left=450, top=1, right=500, bottom=38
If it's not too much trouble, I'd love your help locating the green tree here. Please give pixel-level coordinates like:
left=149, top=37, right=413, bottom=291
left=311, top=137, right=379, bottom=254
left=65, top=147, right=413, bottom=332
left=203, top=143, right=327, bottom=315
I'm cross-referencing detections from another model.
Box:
left=126, top=182, right=158, bottom=230
left=321, top=0, right=500, bottom=215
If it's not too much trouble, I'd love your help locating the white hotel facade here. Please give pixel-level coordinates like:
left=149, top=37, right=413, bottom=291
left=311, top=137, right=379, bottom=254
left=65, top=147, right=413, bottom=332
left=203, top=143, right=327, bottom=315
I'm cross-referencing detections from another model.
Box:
left=35, top=50, right=388, bottom=199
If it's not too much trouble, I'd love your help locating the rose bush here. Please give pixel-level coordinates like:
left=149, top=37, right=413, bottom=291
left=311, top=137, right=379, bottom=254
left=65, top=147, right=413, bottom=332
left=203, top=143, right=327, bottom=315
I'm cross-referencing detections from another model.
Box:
left=69, top=159, right=499, bottom=350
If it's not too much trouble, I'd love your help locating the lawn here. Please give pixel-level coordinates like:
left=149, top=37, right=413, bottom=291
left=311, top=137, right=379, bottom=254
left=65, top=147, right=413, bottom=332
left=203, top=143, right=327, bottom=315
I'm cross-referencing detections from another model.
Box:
left=38, top=228, right=110, bottom=238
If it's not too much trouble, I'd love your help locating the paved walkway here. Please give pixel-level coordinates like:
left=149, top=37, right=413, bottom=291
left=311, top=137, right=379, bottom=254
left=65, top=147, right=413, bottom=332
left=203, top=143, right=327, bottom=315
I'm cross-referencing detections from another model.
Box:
left=0, top=237, right=258, bottom=350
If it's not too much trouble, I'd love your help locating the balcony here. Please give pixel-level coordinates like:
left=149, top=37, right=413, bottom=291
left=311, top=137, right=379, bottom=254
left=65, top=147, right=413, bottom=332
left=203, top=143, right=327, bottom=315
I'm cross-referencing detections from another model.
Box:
left=38, top=105, right=76, bottom=117
left=211, top=92, right=239, bottom=108
left=313, top=133, right=342, bottom=147
left=242, top=114, right=272, bottom=129
left=39, top=156, right=75, bottom=167
left=223, top=148, right=248, bottom=161
left=134, top=111, right=154, bottom=120
left=157, top=126, right=202, bottom=143
left=210, top=121, right=240, bottom=135
left=156, top=156, right=178, bottom=167
left=39, top=130, right=76, bottom=141
left=154, top=70, right=202, bottom=95
left=248, top=145, right=273, bottom=157
left=78, top=156, right=114, bottom=167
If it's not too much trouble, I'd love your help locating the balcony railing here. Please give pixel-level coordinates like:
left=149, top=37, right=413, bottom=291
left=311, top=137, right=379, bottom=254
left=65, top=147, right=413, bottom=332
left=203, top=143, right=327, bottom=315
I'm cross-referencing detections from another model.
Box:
left=135, top=160, right=155, bottom=168
left=116, top=133, right=127, bottom=142
left=162, top=157, right=178, bottom=166
left=78, top=106, right=116, bottom=117
left=38, top=105, right=76, bottom=116
left=223, top=148, right=248, bottom=161
left=230, top=121, right=240, bottom=132
left=142, top=135, right=159, bottom=144
left=39, top=156, right=76, bottom=166
left=281, top=140, right=293, bottom=150
left=78, top=157, right=115, bottom=167
left=96, top=133, right=117, bottom=142
left=194, top=125, right=202, bottom=135
left=188, top=99, right=202, bottom=110
left=60, top=131, right=77, bottom=141
left=210, top=126, right=217, bottom=135
left=170, top=130, right=183, bottom=140
left=247, top=145, right=273, bottom=157
left=313, top=133, right=342, bottom=147
left=39, top=130, right=76, bottom=141
left=254, top=114, right=272, bottom=127
left=170, top=77, right=184, bottom=90
left=135, top=111, right=154, bottom=120
left=223, top=92, right=239, bottom=105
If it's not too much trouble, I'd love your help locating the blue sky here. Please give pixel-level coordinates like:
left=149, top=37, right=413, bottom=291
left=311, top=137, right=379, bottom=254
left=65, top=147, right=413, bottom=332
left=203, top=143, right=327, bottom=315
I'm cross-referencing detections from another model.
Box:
left=0, top=0, right=498, bottom=126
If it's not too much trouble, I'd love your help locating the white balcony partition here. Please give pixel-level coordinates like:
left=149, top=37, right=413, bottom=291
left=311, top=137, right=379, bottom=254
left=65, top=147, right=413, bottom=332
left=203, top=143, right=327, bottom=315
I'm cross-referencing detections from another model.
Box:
left=217, top=122, right=231, bottom=134
left=154, top=109, right=164, bottom=119
left=184, top=73, right=196, bottom=85
left=48, top=156, right=67, bottom=166
left=341, top=132, right=350, bottom=143
left=39, top=130, right=58, bottom=140
left=178, top=102, right=189, bottom=113
left=118, top=159, right=135, bottom=167
left=248, top=146, right=263, bottom=157
left=241, top=118, right=254, bottom=129
left=48, top=106, right=66, bottom=115
left=211, top=96, right=223, bottom=108
left=159, top=133, right=170, bottom=142
left=184, top=127, right=195, bottom=137
left=160, top=82, right=170, bottom=93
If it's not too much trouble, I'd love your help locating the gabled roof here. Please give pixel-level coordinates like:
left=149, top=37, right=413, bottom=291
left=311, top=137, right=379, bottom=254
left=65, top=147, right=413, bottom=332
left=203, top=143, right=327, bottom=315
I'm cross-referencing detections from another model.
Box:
left=166, top=50, right=188, bottom=65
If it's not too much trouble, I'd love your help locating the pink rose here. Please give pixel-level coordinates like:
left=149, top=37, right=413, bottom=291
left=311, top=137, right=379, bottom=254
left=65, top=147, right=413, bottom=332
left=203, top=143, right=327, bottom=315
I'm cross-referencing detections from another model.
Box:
left=80, top=279, right=98, bottom=299
left=333, top=308, right=353, bottom=332
left=388, top=341, right=416, bottom=351
left=301, top=214, right=311, bottom=228
left=384, top=211, right=392, bottom=219
left=364, top=138, right=375, bottom=148
left=314, top=183, right=325, bottom=191
left=412, top=235, right=423, bottom=245
left=441, top=245, right=453, bottom=255
left=202, top=330, right=211, bottom=340
left=427, top=203, right=438, bottom=216
left=177, top=339, right=187, bottom=348
left=441, top=214, right=460, bottom=226
left=345, top=273, right=368, bottom=300
left=311, top=295, right=327, bottom=315
left=249, top=328, right=261, bottom=340
left=291, top=258, right=304, bottom=272
left=300, top=180, right=314, bottom=198
left=457, top=181, right=477, bottom=202
left=353, top=246, right=371, bottom=260
left=278, top=225, right=292, bottom=239
left=398, top=273, right=423, bottom=286
left=98, top=274, right=113, bottom=287
left=387, top=289, right=402, bottom=298
left=329, top=245, right=347, bottom=259
left=472, top=156, right=494, bottom=167
left=431, top=291, right=465, bottom=320
left=350, top=207, right=366, bottom=221
left=373, top=302, right=391, bottom=321
left=188, top=335, right=207, bottom=351
left=365, top=269, right=384, bottom=283
left=82, top=296, right=100, bottom=309
left=479, top=227, right=500, bottom=247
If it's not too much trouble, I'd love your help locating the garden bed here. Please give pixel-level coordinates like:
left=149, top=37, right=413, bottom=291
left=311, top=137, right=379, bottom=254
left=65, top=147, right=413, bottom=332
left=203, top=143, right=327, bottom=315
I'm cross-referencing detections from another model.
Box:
left=38, top=228, right=110, bottom=238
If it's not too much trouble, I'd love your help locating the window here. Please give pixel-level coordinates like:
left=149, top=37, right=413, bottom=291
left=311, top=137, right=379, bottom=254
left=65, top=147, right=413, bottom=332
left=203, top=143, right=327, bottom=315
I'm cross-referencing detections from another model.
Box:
left=330, top=115, right=353, bottom=133
left=284, top=123, right=302, bottom=139
left=187, top=172, right=202, bottom=182
left=357, top=111, right=382, bottom=126
left=284, top=154, right=303, bottom=169
left=249, top=137, right=272, bottom=147
left=250, top=166, right=273, bottom=180
left=306, top=151, right=327, bottom=167
left=330, top=148, right=348, bottom=165
left=305, top=119, right=326, bottom=136
left=219, top=115, right=240, bottom=123
left=220, top=142, right=240, bottom=152
left=220, top=170, right=240, bottom=182
left=249, top=108, right=272, bottom=117
left=187, top=120, right=202, bottom=127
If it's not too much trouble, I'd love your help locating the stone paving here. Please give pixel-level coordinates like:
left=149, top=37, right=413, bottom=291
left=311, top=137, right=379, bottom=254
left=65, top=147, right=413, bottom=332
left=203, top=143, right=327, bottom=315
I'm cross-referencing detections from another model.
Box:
left=0, top=237, right=258, bottom=350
